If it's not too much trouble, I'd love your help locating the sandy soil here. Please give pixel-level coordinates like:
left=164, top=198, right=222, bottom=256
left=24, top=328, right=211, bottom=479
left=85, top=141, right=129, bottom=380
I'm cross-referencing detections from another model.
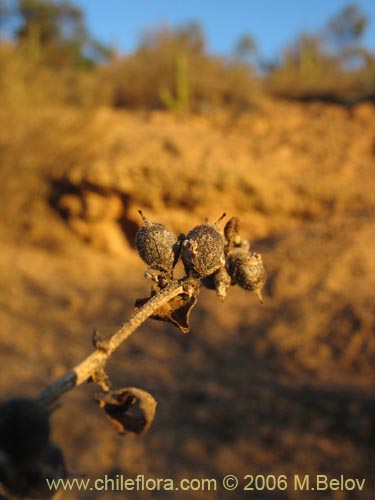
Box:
left=0, top=100, right=374, bottom=499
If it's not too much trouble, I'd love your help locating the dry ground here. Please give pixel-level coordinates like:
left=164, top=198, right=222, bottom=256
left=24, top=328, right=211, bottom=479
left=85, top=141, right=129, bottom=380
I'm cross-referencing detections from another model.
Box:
left=0, top=100, right=374, bottom=499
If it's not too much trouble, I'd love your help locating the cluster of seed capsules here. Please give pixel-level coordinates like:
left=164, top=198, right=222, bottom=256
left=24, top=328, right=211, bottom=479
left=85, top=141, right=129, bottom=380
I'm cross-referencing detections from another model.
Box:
left=0, top=398, right=66, bottom=499
left=136, top=211, right=266, bottom=303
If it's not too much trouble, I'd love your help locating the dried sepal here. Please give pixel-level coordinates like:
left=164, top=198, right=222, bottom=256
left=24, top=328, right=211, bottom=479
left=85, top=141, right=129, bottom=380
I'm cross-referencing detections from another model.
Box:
left=135, top=282, right=200, bottom=333
left=224, top=217, right=251, bottom=253
left=96, top=388, right=157, bottom=436
left=224, top=216, right=240, bottom=247
left=202, top=267, right=231, bottom=301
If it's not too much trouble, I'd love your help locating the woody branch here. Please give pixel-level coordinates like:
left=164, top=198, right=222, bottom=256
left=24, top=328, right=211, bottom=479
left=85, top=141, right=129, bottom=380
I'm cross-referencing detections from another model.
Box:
left=37, top=280, right=185, bottom=407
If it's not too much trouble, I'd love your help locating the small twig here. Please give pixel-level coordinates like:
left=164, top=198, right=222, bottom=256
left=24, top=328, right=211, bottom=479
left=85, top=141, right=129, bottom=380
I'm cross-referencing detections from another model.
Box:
left=37, top=280, right=184, bottom=406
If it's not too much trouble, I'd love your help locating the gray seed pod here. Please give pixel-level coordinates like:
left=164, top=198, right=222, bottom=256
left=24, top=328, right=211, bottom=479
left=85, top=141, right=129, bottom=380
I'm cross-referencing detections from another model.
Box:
left=227, top=248, right=266, bottom=302
left=181, top=215, right=226, bottom=278
left=135, top=211, right=180, bottom=273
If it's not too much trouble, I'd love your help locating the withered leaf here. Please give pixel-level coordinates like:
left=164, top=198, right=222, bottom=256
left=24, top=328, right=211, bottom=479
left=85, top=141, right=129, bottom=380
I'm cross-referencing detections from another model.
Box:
left=135, top=291, right=198, bottom=334
left=95, top=387, right=157, bottom=436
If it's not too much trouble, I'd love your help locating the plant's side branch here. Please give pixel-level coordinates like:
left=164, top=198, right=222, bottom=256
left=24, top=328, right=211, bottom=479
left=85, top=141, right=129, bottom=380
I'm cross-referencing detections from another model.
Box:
left=37, top=280, right=185, bottom=407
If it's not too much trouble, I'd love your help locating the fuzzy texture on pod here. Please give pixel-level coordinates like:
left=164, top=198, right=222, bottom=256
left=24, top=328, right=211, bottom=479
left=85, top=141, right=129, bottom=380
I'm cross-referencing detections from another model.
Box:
left=181, top=221, right=225, bottom=278
left=226, top=249, right=266, bottom=302
left=135, top=211, right=180, bottom=274
left=0, top=398, right=50, bottom=466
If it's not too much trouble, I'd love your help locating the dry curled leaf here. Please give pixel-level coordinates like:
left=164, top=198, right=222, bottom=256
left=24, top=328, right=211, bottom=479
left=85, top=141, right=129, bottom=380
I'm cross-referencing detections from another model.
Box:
left=95, top=388, right=157, bottom=436
left=135, top=289, right=198, bottom=333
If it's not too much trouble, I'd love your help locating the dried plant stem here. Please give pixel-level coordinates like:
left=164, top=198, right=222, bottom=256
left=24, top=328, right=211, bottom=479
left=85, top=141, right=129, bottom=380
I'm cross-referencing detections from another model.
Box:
left=37, top=280, right=185, bottom=407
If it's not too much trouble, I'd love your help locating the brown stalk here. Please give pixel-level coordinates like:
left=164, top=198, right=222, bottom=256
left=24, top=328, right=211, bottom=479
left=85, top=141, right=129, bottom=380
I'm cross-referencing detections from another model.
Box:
left=37, top=280, right=184, bottom=407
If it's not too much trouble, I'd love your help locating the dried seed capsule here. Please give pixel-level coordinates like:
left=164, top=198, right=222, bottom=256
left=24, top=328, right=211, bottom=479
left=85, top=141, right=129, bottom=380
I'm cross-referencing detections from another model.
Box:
left=227, top=248, right=266, bottom=302
left=181, top=214, right=226, bottom=278
left=135, top=211, right=180, bottom=274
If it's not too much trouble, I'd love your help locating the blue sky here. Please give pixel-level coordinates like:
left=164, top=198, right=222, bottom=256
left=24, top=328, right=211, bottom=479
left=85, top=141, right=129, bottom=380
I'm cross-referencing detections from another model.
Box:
left=73, top=0, right=375, bottom=60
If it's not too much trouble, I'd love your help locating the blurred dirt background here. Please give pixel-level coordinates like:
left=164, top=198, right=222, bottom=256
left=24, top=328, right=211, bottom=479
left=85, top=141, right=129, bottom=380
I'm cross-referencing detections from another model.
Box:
left=0, top=100, right=374, bottom=499
left=1, top=1, right=375, bottom=498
